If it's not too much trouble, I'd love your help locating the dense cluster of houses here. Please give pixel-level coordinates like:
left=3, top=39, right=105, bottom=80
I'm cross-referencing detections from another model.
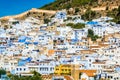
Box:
left=0, top=11, right=120, bottom=80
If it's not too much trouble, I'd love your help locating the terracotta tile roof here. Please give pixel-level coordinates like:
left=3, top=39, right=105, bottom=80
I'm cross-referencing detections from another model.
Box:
left=55, top=50, right=66, bottom=52
left=99, top=43, right=109, bottom=47
left=79, top=70, right=97, bottom=77
left=42, top=75, right=73, bottom=80
left=48, top=49, right=55, bottom=56
left=90, top=46, right=101, bottom=49
left=64, top=75, right=73, bottom=80
left=92, top=62, right=105, bottom=64
left=80, top=50, right=96, bottom=54
left=61, top=64, right=71, bottom=67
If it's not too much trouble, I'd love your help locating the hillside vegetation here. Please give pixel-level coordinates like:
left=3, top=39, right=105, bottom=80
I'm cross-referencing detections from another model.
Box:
left=41, top=0, right=98, bottom=10
left=107, top=6, right=120, bottom=23
left=41, top=0, right=120, bottom=10
left=41, top=0, right=120, bottom=23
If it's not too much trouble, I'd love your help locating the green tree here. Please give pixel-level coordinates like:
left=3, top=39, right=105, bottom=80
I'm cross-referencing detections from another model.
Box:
left=94, top=75, right=97, bottom=80
left=107, top=6, right=120, bottom=24
left=73, top=23, right=85, bottom=29
left=87, top=29, right=99, bottom=41
left=66, top=23, right=74, bottom=27
left=44, top=18, right=51, bottom=24
left=66, top=3, right=72, bottom=9
left=87, top=29, right=94, bottom=37
left=75, top=8, right=80, bottom=13
left=92, top=35, right=99, bottom=41
left=82, top=8, right=97, bottom=21
left=67, top=23, right=85, bottom=29
left=0, top=69, right=6, bottom=78
left=67, top=17, right=72, bottom=20
left=8, top=71, right=42, bottom=80
left=118, top=5, right=120, bottom=13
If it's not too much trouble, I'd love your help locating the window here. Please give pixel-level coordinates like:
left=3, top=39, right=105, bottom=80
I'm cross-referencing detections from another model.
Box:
left=89, top=59, right=91, bottom=62
left=56, top=69, right=59, bottom=70
left=89, top=64, right=91, bottom=67
left=11, top=63, right=13, bottom=65
left=50, top=68, right=53, bottom=71
left=62, top=69, right=64, bottom=71
left=54, top=79, right=64, bottom=80
left=20, top=68, right=22, bottom=71
left=98, top=65, right=100, bottom=68
left=46, top=68, right=48, bottom=71
left=111, top=76, right=113, bottom=79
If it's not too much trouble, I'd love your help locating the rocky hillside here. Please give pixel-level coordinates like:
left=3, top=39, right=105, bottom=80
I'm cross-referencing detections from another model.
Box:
left=0, top=8, right=56, bottom=24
